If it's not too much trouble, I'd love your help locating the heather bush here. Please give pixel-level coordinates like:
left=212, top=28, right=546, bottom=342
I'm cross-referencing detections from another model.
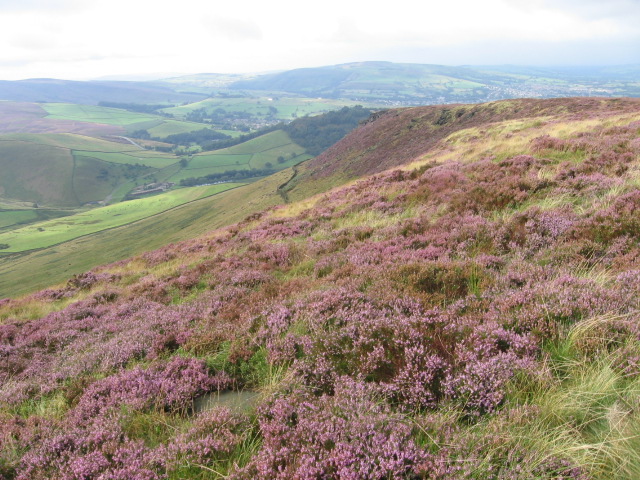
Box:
left=277, top=288, right=538, bottom=413
left=73, top=357, right=229, bottom=422
left=234, top=378, right=425, bottom=479
left=580, top=190, right=640, bottom=245
left=488, top=274, right=630, bottom=340
left=0, top=298, right=205, bottom=404
left=163, top=407, right=250, bottom=476
left=16, top=415, right=164, bottom=480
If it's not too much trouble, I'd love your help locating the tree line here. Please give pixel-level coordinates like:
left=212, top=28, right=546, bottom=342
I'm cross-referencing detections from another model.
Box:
left=179, top=168, right=277, bottom=186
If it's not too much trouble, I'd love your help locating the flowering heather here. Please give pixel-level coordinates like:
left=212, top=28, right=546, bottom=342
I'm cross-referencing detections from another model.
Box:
left=234, top=378, right=425, bottom=479
left=72, top=357, right=228, bottom=422
left=2, top=98, right=640, bottom=478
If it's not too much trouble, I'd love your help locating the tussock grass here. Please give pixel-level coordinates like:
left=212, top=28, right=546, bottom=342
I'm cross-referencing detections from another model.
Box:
left=502, top=313, right=640, bottom=479
left=270, top=195, right=320, bottom=218
left=333, top=205, right=417, bottom=231
left=572, top=258, right=614, bottom=286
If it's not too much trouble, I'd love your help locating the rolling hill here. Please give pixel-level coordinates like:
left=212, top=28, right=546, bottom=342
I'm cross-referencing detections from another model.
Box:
left=1, top=97, right=640, bottom=479
left=228, top=61, right=640, bottom=103
left=0, top=78, right=206, bottom=105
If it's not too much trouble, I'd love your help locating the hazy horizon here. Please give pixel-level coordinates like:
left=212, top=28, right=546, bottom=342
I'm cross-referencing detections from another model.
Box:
left=0, top=0, right=637, bottom=81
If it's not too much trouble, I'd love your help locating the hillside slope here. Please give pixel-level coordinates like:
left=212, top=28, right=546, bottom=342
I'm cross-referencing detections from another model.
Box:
left=285, top=97, right=640, bottom=200
left=1, top=98, right=640, bottom=479
left=0, top=169, right=293, bottom=297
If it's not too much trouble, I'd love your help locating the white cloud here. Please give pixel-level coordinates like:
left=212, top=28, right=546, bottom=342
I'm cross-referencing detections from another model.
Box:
left=204, top=16, right=263, bottom=41
left=0, top=0, right=636, bottom=80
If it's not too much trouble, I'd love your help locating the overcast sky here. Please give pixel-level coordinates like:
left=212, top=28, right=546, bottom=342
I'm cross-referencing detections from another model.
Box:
left=0, top=0, right=638, bottom=80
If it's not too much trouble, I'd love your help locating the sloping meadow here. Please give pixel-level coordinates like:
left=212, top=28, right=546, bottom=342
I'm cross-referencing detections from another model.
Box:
left=1, top=100, right=640, bottom=479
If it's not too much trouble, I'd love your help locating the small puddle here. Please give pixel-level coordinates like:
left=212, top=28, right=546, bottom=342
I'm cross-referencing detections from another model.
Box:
left=194, top=390, right=260, bottom=413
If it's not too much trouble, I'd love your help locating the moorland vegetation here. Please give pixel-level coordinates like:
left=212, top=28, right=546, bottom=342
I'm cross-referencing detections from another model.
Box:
left=1, top=98, right=640, bottom=478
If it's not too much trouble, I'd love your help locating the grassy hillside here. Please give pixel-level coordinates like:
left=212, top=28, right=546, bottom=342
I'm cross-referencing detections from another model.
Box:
left=1, top=98, right=640, bottom=479
left=0, top=140, right=77, bottom=206
left=0, top=101, right=123, bottom=136
left=0, top=169, right=293, bottom=297
left=40, top=103, right=222, bottom=139
left=0, top=127, right=304, bottom=208
left=285, top=97, right=640, bottom=201
left=0, top=108, right=372, bottom=295
left=162, top=94, right=381, bottom=122
left=0, top=133, right=179, bottom=207
left=171, top=130, right=310, bottom=183
left=0, top=184, right=245, bottom=253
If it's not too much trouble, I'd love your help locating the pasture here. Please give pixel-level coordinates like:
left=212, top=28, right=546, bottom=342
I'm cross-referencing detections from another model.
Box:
left=0, top=210, right=38, bottom=229
left=73, top=150, right=177, bottom=168
left=0, top=140, right=77, bottom=206
left=145, top=119, right=219, bottom=138
left=0, top=183, right=245, bottom=253
left=0, top=133, right=183, bottom=206
left=0, top=208, right=73, bottom=231
left=0, top=132, right=141, bottom=151
left=40, top=103, right=225, bottom=139
left=168, top=130, right=311, bottom=182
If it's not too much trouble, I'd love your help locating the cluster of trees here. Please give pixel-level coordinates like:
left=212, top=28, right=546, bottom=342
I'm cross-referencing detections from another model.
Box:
left=129, top=128, right=230, bottom=147
left=162, top=129, right=230, bottom=146
left=130, top=129, right=151, bottom=139
left=283, top=105, right=373, bottom=155
left=201, top=106, right=373, bottom=154
left=185, top=105, right=278, bottom=129
left=179, top=167, right=276, bottom=186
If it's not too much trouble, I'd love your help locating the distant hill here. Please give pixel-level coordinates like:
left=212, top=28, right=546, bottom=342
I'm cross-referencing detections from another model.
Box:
left=0, top=78, right=206, bottom=105
left=228, top=61, right=640, bottom=103
left=3, top=62, right=639, bottom=107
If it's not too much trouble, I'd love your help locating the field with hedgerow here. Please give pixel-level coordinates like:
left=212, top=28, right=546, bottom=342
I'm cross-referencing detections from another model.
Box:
left=1, top=98, right=640, bottom=479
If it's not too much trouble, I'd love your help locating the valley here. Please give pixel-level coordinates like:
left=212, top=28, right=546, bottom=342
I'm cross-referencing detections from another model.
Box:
left=0, top=93, right=372, bottom=296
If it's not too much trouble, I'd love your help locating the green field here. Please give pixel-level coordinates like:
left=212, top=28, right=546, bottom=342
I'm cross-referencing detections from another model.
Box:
left=0, top=210, right=38, bottom=229
left=0, top=133, right=141, bottom=151
left=0, top=209, right=75, bottom=231
left=0, top=140, right=77, bottom=206
left=42, top=103, right=158, bottom=126
left=0, top=129, right=304, bottom=209
left=73, top=150, right=177, bottom=168
left=145, top=119, right=218, bottom=137
left=40, top=103, right=224, bottom=139
left=0, top=133, right=185, bottom=207
left=0, top=184, right=245, bottom=253
left=0, top=169, right=294, bottom=297
left=186, top=153, right=253, bottom=171
left=168, top=130, right=311, bottom=182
